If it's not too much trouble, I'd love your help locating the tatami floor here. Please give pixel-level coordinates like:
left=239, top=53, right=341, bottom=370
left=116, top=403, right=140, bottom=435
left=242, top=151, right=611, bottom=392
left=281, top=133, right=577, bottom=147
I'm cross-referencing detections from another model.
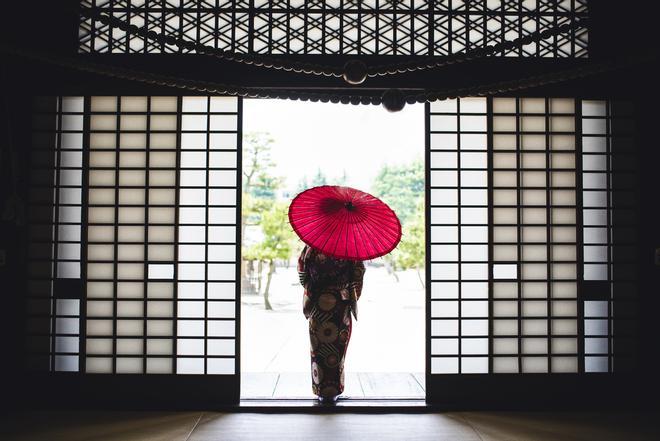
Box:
left=2, top=410, right=659, bottom=441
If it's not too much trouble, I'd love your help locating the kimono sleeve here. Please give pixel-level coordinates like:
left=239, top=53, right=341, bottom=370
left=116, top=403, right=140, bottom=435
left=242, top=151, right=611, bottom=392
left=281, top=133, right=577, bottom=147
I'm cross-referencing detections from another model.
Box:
left=298, top=246, right=314, bottom=319
left=350, top=260, right=366, bottom=301
left=297, top=246, right=309, bottom=289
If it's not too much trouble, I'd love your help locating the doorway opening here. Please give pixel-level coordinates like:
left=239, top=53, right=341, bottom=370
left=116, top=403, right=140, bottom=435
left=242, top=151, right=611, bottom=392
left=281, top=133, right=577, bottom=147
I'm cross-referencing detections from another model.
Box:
left=239, top=99, right=425, bottom=399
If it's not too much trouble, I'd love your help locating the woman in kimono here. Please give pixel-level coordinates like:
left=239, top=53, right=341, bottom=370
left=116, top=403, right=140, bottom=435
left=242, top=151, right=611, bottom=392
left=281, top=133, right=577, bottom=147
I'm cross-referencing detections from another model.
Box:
left=297, top=244, right=365, bottom=403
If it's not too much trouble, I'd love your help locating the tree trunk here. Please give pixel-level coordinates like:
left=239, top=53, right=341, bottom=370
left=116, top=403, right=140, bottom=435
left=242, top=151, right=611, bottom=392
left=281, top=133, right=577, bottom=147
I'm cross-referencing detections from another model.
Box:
left=416, top=266, right=425, bottom=289
left=384, top=257, right=400, bottom=282
left=257, top=260, right=263, bottom=294
left=242, top=259, right=257, bottom=295
left=263, top=259, right=275, bottom=310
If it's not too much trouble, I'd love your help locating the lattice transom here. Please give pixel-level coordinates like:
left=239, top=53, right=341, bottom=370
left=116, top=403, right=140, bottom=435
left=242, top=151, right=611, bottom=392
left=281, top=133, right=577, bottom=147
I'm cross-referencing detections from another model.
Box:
left=79, top=0, right=588, bottom=57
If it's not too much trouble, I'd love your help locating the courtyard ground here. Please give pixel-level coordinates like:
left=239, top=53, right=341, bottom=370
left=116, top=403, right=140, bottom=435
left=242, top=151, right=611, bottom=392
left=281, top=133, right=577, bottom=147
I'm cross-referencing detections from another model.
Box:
left=240, top=265, right=425, bottom=398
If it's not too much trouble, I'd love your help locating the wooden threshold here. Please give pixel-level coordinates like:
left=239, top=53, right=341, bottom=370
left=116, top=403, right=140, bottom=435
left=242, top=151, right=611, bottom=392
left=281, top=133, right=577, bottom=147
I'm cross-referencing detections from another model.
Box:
left=237, top=398, right=429, bottom=413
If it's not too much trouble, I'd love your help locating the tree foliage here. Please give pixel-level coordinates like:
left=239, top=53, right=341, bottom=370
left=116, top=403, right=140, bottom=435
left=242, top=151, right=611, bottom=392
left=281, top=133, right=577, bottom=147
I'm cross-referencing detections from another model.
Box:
left=394, top=199, right=424, bottom=268
left=391, top=199, right=425, bottom=287
left=243, top=132, right=276, bottom=194
left=311, top=168, right=328, bottom=187
left=244, top=202, right=295, bottom=310
left=297, top=169, right=349, bottom=193
left=296, top=176, right=310, bottom=193
left=371, top=159, right=424, bottom=225
left=241, top=132, right=281, bottom=237
left=241, top=132, right=297, bottom=309
left=372, top=159, right=425, bottom=286
left=248, top=202, right=295, bottom=262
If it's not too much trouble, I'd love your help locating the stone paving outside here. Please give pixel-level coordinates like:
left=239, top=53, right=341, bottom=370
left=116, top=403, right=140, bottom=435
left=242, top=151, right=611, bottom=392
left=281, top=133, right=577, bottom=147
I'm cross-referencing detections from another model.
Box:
left=240, top=264, right=425, bottom=374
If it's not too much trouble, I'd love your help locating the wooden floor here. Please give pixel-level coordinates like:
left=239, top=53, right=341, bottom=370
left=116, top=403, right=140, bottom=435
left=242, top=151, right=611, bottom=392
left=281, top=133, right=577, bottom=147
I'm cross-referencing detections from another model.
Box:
left=241, top=372, right=425, bottom=399
left=3, top=410, right=659, bottom=440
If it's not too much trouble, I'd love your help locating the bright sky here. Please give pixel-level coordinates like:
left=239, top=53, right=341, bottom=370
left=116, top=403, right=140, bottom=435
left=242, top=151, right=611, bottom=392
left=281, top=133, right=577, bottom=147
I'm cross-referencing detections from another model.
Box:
left=242, top=99, right=424, bottom=195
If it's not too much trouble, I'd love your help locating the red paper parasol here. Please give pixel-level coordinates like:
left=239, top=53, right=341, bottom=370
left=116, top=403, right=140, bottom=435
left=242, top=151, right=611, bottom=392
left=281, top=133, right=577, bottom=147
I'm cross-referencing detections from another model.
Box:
left=288, top=185, right=402, bottom=261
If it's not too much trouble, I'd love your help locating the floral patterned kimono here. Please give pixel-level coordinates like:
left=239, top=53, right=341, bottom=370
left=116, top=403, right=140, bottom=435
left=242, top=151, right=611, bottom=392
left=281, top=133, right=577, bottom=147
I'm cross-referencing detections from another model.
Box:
left=297, top=245, right=366, bottom=399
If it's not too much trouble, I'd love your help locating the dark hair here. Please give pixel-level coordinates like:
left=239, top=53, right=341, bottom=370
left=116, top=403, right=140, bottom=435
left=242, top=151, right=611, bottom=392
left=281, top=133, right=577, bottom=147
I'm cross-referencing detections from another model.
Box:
left=303, top=246, right=355, bottom=290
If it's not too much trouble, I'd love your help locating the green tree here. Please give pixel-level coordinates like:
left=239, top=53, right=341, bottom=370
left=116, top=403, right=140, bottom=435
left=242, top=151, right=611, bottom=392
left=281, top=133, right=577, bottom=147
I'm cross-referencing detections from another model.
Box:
left=336, top=169, right=348, bottom=185
left=371, top=158, right=424, bottom=224
left=298, top=169, right=348, bottom=193
left=243, top=132, right=275, bottom=189
left=250, top=202, right=295, bottom=310
left=296, top=175, right=310, bottom=193
left=251, top=173, right=281, bottom=199
left=391, top=199, right=425, bottom=288
left=241, top=131, right=282, bottom=299
left=311, top=168, right=328, bottom=186
left=372, top=158, right=425, bottom=283
left=242, top=132, right=279, bottom=238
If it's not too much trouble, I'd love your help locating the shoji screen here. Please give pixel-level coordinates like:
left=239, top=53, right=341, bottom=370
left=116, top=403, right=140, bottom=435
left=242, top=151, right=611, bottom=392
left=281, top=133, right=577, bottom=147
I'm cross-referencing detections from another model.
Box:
left=28, top=96, right=241, bottom=394
left=177, top=96, right=239, bottom=375
left=426, top=97, right=637, bottom=400
left=428, top=97, right=489, bottom=374
left=490, top=97, right=578, bottom=374
left=580, top=100, right=637, bottom=373
left=28, top=97, right=86, bottom=373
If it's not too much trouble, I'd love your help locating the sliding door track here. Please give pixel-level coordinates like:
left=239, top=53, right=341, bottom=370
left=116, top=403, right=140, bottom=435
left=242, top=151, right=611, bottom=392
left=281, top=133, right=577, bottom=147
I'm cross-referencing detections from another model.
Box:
left=237, top=398, right=428, bottom=413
